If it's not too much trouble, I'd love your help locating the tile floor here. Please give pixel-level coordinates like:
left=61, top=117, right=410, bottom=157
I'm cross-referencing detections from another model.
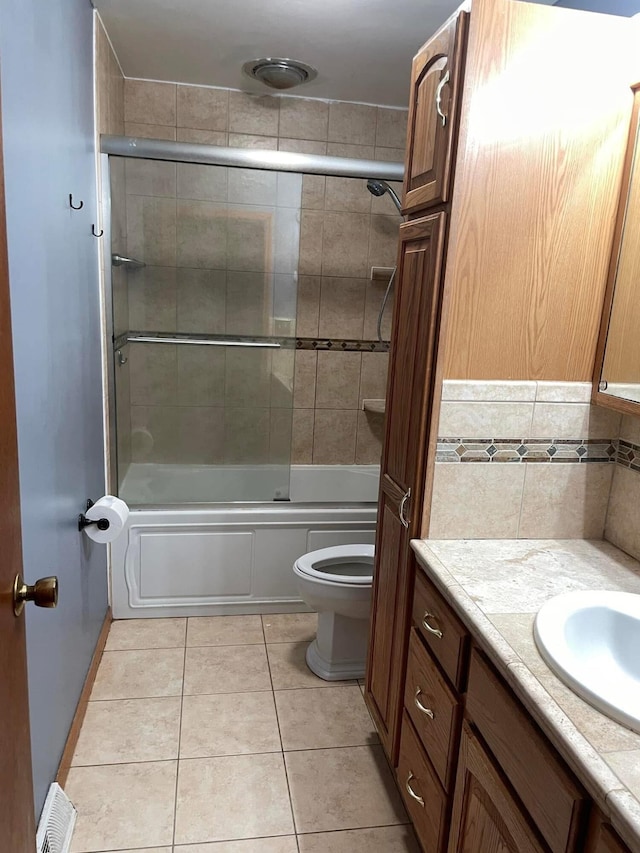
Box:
left=64, top=613, right=419, bottom=852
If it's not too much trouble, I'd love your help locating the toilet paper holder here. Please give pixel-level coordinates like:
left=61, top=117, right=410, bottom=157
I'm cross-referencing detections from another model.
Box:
left=78, top=499, right=110, bottom=532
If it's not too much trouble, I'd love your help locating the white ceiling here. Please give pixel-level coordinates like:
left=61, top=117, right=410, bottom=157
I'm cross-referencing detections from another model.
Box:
left=95, top=0, right=558, bottom=108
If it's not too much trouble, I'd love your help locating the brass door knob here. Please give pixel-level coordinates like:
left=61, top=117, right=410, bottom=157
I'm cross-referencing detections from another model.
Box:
left=13, top=574, right=58, bottom=617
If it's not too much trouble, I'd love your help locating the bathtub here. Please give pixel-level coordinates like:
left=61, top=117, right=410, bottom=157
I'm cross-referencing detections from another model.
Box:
left=110, top=464, right=379, bottom=618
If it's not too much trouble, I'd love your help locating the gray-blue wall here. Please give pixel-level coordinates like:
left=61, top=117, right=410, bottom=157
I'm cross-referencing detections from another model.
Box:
left=0, top=0, right=108, bottom=816
left=555, top=0, right=640, bottom=14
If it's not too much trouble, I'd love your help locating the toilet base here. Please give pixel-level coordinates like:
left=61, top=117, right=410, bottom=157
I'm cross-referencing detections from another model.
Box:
left=305, top=610, right=369, bottom=681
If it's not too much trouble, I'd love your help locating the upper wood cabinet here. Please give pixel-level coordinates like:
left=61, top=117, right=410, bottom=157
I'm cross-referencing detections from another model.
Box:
left=402, top=10, right=468, bottom=216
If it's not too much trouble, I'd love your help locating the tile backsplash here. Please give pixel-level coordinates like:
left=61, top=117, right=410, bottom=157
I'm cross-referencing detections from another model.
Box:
left=111, top=76, right=406, bottom=468
left=604, top=414, right=640, bottom=561
left=430, top=380, right=622, bottom=539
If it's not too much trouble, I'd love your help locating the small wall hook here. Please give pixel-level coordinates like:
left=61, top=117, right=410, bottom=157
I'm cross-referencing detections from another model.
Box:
left=92, top=224, right=104, bottom=237
left=116, top=349, right=128, bottom=366
left=78, top=499, right=110, bottom=532
left=69, top=194, right=84, bottom=210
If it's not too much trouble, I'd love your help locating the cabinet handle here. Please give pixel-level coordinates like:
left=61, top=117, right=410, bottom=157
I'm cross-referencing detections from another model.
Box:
left=422, top=612, right=443, bottom=639
left=435, top=68, right=451, bottom=127
left=405, top=772, right=425, bottom=807
left=399, top=488, right=411, bottom=529
left=414, top=687, right=435, bottom=719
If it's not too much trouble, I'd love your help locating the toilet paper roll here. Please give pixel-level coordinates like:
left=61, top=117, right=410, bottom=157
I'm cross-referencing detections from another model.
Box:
left=83, top=495, right=129, bottom=544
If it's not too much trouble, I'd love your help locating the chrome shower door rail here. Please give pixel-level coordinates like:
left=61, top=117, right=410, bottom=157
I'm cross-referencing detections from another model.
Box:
left=118, top=332, right=287, bottom=349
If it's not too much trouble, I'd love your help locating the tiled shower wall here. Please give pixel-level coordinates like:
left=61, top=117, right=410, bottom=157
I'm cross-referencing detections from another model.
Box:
left=430, top=380, right=622, bottom=539
left=118, top=78, right=406, bottom=468
left=604, top=413, right=640, bottom=560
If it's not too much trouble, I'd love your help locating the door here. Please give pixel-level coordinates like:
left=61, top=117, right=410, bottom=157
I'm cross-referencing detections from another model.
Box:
left=403, top=10, right=467, bottom=215
left=365, top=213, right=446, bottom=762
left=448, top=724, right=545, bottom=853
left=0, top=105, right=37, bottom=851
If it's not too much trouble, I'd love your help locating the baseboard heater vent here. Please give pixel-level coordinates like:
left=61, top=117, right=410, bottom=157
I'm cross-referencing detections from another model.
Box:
left=36, top=783, right=77, bottom=853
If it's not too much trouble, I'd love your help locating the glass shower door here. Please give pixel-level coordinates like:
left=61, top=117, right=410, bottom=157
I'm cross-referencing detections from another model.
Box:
left=110, top=156, right=300, bottom=505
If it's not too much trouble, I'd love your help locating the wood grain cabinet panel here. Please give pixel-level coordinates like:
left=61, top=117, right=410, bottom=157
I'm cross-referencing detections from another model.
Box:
left=585, top=811, right=632, bottom=853
left=403, top=10, right=468, bottom=215
left=448, top=723, right=547, bottom=853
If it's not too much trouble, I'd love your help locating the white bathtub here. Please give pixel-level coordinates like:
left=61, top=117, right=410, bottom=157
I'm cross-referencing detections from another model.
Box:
left=110, top=464, right=379, bottom=618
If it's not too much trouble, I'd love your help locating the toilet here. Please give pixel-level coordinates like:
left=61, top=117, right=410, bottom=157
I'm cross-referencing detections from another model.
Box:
left=293, top=543, right=375, bottom=681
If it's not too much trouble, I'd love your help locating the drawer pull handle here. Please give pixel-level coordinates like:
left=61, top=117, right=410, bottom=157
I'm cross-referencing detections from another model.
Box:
left=405, top=772, right=425, bottom=807
left=399, top=488, right=411, bottom=529
left=414, top=687, right=435, bottom=719
left=422, top=612, right=443, bottom=639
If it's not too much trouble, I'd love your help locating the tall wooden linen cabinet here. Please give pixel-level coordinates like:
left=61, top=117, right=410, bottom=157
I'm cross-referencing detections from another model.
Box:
left=364, top=0, right=633, bottom=850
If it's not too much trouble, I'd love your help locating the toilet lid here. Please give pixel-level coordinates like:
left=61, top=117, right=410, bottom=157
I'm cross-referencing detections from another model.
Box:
left=295, top=544, right=374, bottom=585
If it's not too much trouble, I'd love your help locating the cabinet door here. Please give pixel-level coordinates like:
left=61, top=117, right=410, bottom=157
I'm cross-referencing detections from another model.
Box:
left=385, top=212, right=446, bottom=494
left=365, top=212, right=446, bottom=761
left=403, top=10, right=467, bottom=215
left=448, top=724, right=546, bottom=853
left=586, top=813, right=631, bottom=853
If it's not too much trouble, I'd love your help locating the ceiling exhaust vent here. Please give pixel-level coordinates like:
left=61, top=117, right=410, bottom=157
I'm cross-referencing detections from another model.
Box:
left=242, top=58, right=317, bottom=90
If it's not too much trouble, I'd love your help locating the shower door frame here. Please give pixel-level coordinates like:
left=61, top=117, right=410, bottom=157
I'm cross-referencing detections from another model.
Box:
left=100, top=139, right=404, bottom=501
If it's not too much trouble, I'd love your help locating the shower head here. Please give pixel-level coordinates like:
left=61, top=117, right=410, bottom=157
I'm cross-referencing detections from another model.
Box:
left=366, top=179, right=402, bottom=214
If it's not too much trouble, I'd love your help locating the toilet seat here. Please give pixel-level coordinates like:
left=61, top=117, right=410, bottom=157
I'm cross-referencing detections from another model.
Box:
left=294, top=544, right=374, bottom=586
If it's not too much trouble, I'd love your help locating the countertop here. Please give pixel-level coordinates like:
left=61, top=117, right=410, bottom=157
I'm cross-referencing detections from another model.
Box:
left=411, top=538, right=640, bottom=852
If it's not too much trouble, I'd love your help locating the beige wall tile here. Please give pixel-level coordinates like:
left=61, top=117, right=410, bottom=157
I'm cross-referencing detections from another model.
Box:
left=619, top=413, right=640, bottom=445
left=324, top=176, right=372, bottom=214
left=279, top=138, right=327, bottom=155
left=322, top=212, right=370, bottom=278
left=228, top=91, right=280, bottom=135
left=441, top=380, right=537, bottom=402
left=519, top=463, right=614, bottom=539
left=176, top=268, right=226, bottom=334
left=605, top=466, right=640, bottom=561
left=313, top=410, right=357, bottom=463
left=318, top=277, right=366, bottom=339
left=530, top=403, right=620, bottom=439
left=269, top=407, right=294, bottom=464
left=301, top=175, right=326, bottom=210
left=225, top=349, right=272, bottom=408
left=125, top=159, right=176, bottom=197
left=127, top=195, right=177, bottom=267
left=228, top=132, right=278, bottom=149
left=227, top=207, right=274, bottom=272
left=177, top=85, right=228, bottom=131
left=125, top=79, right=177, bottom=126
left=368, top=214, right=400, bottom=269
left=535, top=381, right=592, bottom=402
left=228, top=168, right=277, bottom=206
left=125, top=121, right=177, bottom=140
left=224, top=407, right=271, bottom=463
left=225, top=271, right=271, bottom=335
left=177, top=347, right=225, bottom=406
left=108, top=51, right=125, bottom=135
left=279, top=97, right=329, bottom=140
left=177, top=128, right=228, bottom=145
left=363, top=278, right=394, bottom=341
left=438, top=401, right=534, bottom=439
left=327, top=141, right=375, bottom=159
left=296, top=275, right=321, bottom=337
left=294, top=351, right=317, bottom=409
left=177, top=163, right=228, bottom=202
left=175, top=407, right=226, bottom=464
left=429, top=463, right=526, bottom=539
left=292, top=409, right=314, bottom=463
left=131, top=405, right=179, bottom=463
left=360, top=352, right=389, bottom=405
left=128, top=266, right=177, bottom=332
left=316, top=351, right=361, bottom=409
left=129, top=343, right=177, bottom=406
left=375, top=107, right=408, bottom=149
left=356, top=410, right=384, bottom=464
left=299, top=211, right=324, bottom=275
left=374, top=146, right=406, bottom=163
left=176, top=200, right=227, bottom=268
left=271, top=349, right=295, bottom=408
left=328, top=102, right=377, bottom=146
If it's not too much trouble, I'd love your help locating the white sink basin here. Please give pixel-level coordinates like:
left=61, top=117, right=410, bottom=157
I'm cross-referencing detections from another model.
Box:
left=534, top=590, right=640, bottom=733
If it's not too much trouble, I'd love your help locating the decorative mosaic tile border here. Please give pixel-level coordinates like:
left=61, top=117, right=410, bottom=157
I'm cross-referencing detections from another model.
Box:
left=436, top=438, right=617, bottom=464
left=616, top=440, right=640, bottom=471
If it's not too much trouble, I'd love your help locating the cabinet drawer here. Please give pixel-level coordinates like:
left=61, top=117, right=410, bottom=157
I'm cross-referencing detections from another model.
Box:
left=404, top=628, right=461, bottom=792
left=397, top=711, right=448, bottom=853
left=412, top=569, right=468, bottom=690
left=467, top=650, right=588, bottom=853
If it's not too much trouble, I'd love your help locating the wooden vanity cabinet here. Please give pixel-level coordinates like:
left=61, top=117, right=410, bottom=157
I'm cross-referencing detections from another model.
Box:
left=586, top=813, right=631, bottom=853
